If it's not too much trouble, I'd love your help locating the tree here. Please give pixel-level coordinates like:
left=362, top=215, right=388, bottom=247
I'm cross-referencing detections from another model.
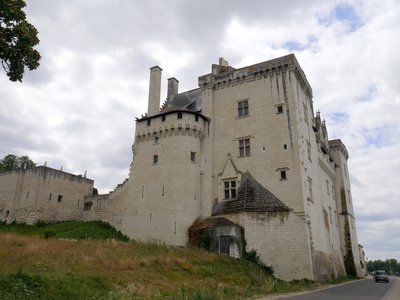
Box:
left=0, top=154, right=36, bottom=172
left=0, top=0, right=41, bottom=82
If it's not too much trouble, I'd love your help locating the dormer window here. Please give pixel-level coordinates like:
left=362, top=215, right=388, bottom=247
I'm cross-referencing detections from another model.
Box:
left=224, top=180, right=236, bottom=199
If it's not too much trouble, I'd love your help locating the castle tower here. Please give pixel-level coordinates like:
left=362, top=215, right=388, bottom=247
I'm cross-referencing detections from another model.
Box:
left=329, top=139, right=364, bottom=278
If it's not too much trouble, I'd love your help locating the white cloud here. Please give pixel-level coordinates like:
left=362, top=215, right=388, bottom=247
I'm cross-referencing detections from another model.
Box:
left=1, top=0, right=399, bottom=260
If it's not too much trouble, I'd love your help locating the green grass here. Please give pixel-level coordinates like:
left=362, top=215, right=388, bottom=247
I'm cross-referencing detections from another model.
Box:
left=0, top=220, right=129, bottom=241
left=0, top=222, right=357, bottom=299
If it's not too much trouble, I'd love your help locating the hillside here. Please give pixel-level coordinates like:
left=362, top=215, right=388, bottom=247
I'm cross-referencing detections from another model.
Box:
left=0, top=221, right=351, bottom=299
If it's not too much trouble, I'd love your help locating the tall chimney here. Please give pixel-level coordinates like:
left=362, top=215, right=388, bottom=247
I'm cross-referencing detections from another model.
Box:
left=167, top=77, right=179, bottom=100
left=148, top=66, right=162, bottom=116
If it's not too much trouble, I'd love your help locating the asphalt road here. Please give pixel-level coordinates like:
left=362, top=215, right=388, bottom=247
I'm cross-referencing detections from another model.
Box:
left=278, top=276, right=399, bottom=300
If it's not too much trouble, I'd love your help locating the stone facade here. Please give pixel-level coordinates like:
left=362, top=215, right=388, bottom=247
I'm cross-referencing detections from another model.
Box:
left=0, top=54, right=364, bottom=281
left=0, top=166, right=93, bottom=224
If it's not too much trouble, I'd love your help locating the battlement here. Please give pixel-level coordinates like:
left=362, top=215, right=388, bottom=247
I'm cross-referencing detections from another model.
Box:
left=198, top=54, right=312, bottom=98
left=135, top=110, right=209, bottom=143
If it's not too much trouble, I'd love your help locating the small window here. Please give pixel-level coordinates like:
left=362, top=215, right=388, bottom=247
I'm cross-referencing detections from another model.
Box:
left=237, top=100, right=249, bottom=117
left=26, top=191, right=29, bottom=199
left=283, top=144, right=287, bottom=149
left=147, top=119, right=151, bottom=126
left=195, top=115, right=199, bottom=122
left=49, top=193, right=52, bottom=200
left=239, top=138, right=250, bottom=157
left=277, top=105, right=283, bottom=114
left=303, top=102, right=309, bottom=124
left=154, top=136, right=159, bottom=144
left=58, top=195, right=63, bottom=202
left=280, top=170, right=287, bottom=180
left=177, top=112, right=182, bottom=119
left=153, top=155, right=158, bottom=164
left=5, top=210, right=10, bottom=218
left=161, top=115, right=166, bottom=122
left=307, top=140, right=312, bottom=162
left=190, top=151, right=196, bottom=162
left=224, top=181, right=236, bottom=199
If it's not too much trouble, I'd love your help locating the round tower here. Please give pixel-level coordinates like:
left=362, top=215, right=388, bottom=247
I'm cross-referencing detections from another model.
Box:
left=122, top=110, right=208, bottom=246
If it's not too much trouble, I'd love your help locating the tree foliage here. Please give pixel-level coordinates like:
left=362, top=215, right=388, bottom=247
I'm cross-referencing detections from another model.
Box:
left=0, top=0, right=41, bottom=82
left=366, top=258, right=400, bottom=274
left=0, top=154, right=36, bottom=172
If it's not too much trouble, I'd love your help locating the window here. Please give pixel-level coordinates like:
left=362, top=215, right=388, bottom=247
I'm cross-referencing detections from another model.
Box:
left=177, top=112, right=182, bottom=119
left=49, top=193, right=52, bottom=200
left=190, top=151, right=196, bottom=162
left=237, top=100, right=249, bottom=117
left=239, top=138, right=250, bottom=156
left=58, top=195, right=63, bottom=202
left=153, top=155, right=158, bottom=164
left=303, top=102, right=308, bottom=123
left=329, top=207, right=333, bottom=224
left=280, top=170, right=287, bottom=180
left=283, top=144, right=287, bottom=149
left=195, top=115, right=199, bottom=122
left=154, top=136, right=159, bottom=144
left=343, top=164, right=348, bottom=178
left=26, top=191, right=29, bottom=198
left=224, top=180, right=236, bottom=199
left=161, top=115, right=166, bottom=122
left=147, top=119, right=151, bottom=126
left=276, top=104, right=283, bottom=114
left=307, top=140, right=312, bottom=162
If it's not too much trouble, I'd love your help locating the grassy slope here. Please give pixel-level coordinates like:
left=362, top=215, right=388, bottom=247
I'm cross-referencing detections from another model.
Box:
left=0, top=221, right=353, bottom=299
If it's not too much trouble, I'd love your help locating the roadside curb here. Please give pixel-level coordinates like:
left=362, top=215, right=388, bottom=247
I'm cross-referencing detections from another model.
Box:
left=255, top=278, right=367, bottom=300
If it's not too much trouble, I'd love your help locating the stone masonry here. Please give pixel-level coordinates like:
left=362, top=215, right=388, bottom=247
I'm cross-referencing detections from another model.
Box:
left=0, top=54, right=364, bottom=281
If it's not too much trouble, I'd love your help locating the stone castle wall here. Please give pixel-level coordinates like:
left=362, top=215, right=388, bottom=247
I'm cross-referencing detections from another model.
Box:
left=0, top=54, right=364, bottom=281
left=0, top=167, right=93, bottom=224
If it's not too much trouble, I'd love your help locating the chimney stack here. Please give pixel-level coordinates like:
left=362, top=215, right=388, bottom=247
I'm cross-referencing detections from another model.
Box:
left=167, top=77, right=179, bottom=100
left=147, top=66, right=162, bottom=116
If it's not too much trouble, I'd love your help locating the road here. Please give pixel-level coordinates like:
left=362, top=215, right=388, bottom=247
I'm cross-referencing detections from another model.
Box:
left=258, top=276, right=400, bottom=300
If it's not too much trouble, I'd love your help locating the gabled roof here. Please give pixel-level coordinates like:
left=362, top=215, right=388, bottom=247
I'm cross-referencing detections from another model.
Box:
left=212, top=171, right=291, bottom=216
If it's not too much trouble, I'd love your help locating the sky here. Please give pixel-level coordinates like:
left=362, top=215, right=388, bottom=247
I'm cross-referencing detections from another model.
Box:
left=1, top=0, right=399, bottom=261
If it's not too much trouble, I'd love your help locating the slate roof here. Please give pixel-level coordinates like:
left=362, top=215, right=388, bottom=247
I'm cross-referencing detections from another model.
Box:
left=212, top=172, right=291, bottom=216
left=161, top=88, right=202, bottom=112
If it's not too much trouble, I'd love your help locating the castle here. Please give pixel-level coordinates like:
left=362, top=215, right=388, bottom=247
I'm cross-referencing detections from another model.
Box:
left=0, top=54, right=365, bottom=280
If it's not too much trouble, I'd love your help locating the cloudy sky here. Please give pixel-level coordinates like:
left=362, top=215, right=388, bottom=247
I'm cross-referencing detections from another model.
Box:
left=1, top=0, right=399, bottom=261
